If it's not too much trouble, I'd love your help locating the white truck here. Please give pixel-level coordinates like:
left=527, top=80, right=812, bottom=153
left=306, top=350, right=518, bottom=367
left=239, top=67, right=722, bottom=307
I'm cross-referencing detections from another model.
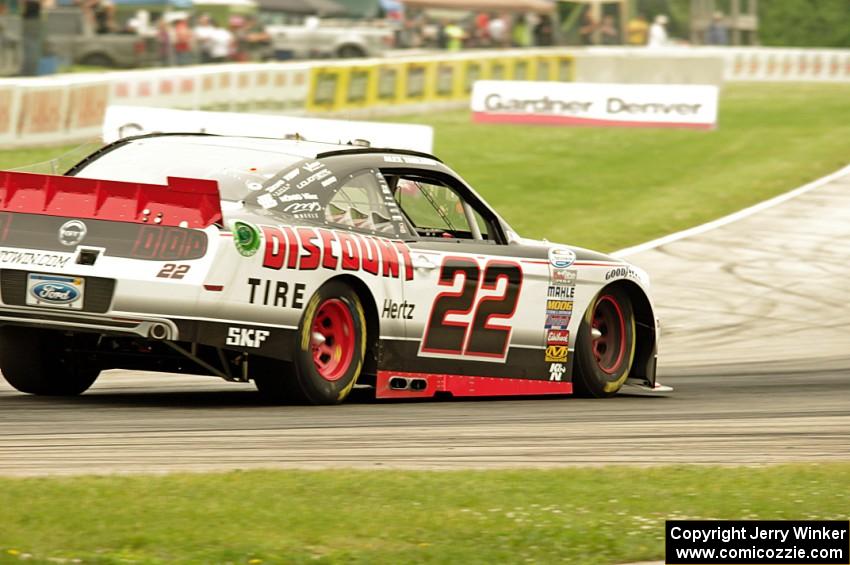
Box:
left=265, top=17, right=395, bottom=59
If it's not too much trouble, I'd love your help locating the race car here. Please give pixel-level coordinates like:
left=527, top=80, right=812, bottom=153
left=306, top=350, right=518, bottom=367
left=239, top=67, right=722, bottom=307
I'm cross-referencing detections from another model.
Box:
left=0, top=133, right=660, bottom=404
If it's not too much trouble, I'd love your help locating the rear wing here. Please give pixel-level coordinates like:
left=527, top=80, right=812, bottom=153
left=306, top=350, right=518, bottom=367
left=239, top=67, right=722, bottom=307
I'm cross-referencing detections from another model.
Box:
left=0, top=171, right=222, bottom=229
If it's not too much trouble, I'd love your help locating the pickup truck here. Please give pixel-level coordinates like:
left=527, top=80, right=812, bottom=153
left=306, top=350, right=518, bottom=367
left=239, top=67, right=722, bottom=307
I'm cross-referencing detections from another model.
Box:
left=265, top=18, right=395, bottom=59
left=45, top=7, right=158, bottom=68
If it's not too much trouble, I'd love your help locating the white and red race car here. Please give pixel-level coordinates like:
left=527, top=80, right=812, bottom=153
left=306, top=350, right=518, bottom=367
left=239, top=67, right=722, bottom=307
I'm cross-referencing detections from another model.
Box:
left=0, top=134, right=660, bottom=404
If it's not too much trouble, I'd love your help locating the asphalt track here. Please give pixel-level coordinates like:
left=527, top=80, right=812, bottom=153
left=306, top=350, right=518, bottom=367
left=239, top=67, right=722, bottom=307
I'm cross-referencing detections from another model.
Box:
left=1, top=169, right=849, bottom=475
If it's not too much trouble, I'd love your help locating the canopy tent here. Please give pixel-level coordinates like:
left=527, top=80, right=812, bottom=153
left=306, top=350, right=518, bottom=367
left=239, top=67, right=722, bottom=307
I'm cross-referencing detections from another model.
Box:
left=256, top=0, right=348, bottom=16
left=402, top=0, right=555, bottom=14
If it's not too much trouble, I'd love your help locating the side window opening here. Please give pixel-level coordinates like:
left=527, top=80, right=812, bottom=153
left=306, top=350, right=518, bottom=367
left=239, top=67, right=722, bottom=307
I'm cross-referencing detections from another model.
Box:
left=389, top=174, right=495, bottom=242
left=325, top=172, right=397, bottom=235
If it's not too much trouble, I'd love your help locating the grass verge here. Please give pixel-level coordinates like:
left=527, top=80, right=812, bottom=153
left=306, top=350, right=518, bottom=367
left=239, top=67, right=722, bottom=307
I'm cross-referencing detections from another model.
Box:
left=1, top=464, right=848, bottom=564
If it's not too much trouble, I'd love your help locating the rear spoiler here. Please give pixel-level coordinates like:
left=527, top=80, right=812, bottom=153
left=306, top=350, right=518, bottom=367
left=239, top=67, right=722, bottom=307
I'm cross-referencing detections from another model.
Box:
left=0, top=171, right=222, bottom=229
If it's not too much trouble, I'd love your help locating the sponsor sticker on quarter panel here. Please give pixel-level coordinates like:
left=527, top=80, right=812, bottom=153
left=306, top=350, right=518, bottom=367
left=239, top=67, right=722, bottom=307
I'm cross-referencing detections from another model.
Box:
left=546, top=299, right=573, bottom=312
left=545, top=312, right=571, bottom=329
left=547, top=285, right=575, bottom=299
left=546, top=329, right=569, bottom=347
left=548, top=247, right=576, bottom=269
left=548, top=362, right=566, bottom=381
left=551, top=268, right=577, bottom=286
left=545, top=345, right=568, bottom=363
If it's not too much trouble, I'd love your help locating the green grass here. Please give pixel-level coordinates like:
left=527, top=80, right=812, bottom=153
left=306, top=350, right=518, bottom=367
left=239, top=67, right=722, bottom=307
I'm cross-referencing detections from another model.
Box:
left=0, top=464, right=847, bottom=564
left=3, top=83, right=850, bottom=251
left=393, top=82, right=850, bottom=251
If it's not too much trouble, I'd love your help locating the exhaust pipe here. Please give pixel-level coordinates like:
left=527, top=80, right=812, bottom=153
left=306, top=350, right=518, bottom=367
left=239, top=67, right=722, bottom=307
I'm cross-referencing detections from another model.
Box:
left=389, top=377, right=409, bottom=390
left=388, top=377, right=428, bottom=392
left=148, top=323, right=169, bottom=340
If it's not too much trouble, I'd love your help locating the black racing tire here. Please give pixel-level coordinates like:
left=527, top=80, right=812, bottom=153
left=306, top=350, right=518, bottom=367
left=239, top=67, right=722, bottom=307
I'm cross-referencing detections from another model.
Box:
left=0, top=327, right=101, bottom=396
left=572, top=286, right=636, bottom=398
left=255, top=281, right=367, bottom=405
left=79, top=53, right=115, bottom=68
left=336, top=44, right=366, bottom=58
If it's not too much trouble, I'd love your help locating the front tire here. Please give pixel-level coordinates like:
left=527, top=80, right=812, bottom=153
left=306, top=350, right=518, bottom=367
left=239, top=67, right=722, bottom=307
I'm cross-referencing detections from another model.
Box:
left=255, top=281, right=367, bottom=405
left=0, top=327, right=101, bottom=395
left=572, top=287, right=636, bottom=398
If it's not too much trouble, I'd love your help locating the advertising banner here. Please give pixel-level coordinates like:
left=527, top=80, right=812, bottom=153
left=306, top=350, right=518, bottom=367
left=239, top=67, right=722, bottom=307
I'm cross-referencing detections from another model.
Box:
left=471, top=80, right=719, bottom=130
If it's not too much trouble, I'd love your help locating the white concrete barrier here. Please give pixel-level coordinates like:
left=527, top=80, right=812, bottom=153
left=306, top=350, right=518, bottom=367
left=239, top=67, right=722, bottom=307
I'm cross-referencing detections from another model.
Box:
left=0, top=46, right=847, bottom=149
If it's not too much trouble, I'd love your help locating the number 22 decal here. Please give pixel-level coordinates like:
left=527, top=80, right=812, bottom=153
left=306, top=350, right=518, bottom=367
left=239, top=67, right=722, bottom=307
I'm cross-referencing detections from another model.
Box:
left=420, top=257, right=523, bottom=360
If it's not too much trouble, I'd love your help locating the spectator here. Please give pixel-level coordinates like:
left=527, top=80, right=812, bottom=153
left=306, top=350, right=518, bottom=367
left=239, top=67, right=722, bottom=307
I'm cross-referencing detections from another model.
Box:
left=473, top=12, right=489, bottom=47
left=706, top=11, right=729, bottom=45
left=20, top=0, right=43, bottom=76
left=92, top=0, right=115, bottom=34
left=172, top=14, right=194, bottom=65
left=156, top=18, right=174, bottom=66
left=647, top=14, right=668, bottom=47
left=443, top=19, right=465, bottom=52
left=533, top=14, right=554, bottom=46
left=487, top=12, right=507, bottom=47
left=208, top=18, right=233, bottom=62
left=511, top=14, right=530, bottom=47
left=194, top=14, right=215, bottom=63
left=599, top=14, right=618, bottom=45
left=626, top=12, right=648, bottom=46
left=578, top=10, right=596, bottom=45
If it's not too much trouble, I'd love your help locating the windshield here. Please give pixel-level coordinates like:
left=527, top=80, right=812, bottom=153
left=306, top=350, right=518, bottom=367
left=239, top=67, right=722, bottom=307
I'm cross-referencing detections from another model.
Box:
left=71, top=137, right=305, bottom=202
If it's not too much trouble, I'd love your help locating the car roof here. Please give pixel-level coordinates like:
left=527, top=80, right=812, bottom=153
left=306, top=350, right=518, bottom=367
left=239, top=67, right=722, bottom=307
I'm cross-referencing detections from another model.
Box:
left=100, top=133, right=442, bottom=163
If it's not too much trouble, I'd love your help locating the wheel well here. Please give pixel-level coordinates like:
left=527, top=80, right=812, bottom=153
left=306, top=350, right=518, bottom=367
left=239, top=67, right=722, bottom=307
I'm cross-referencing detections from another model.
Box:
left=329, top=274, right=379, bottom=384
left=336, top=43, right=366, bottom=57
left=602, top=280, right=657, bottom=386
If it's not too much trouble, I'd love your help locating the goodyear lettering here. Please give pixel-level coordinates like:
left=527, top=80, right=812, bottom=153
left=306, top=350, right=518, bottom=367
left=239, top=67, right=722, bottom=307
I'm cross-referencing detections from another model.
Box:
left=545, top=345, right=568, bottom=362
left=261, top=225, right=414, bottom=281
left=605, top=266, right=640, bottom=281
left=547, top=285, right=575, bottom=299
left=247, top=278, right=306, bottom=309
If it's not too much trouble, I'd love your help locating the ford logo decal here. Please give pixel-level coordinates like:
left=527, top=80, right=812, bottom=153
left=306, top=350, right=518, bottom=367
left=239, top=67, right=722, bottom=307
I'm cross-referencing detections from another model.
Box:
left=30, top=282, right=80, bottom=304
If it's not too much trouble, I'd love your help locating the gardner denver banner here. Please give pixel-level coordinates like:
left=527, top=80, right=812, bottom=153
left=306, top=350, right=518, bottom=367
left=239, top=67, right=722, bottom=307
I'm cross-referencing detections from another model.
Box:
left=471, top=80, right=719, bottom=130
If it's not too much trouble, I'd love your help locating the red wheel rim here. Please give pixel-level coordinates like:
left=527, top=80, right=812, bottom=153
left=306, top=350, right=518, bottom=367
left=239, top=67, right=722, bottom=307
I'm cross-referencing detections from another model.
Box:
left=591, top=295, right=626, bottom=375
left=310, top=298, right=355, bottom=382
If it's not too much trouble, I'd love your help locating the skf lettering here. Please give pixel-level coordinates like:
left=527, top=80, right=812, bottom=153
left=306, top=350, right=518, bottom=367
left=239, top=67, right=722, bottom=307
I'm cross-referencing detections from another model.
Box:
left=546, top=300, right=573, bottom=311
left=226, top=327, right=270, bottom=348
left=382, top=299, right=415, bottom=320
left=545, top=345, right=568, bottom=362
left=247, top=278, right=306, bottom=309
left=547, top=285, right=575, bottom=299
left=261, top=225, right=414, bottom=281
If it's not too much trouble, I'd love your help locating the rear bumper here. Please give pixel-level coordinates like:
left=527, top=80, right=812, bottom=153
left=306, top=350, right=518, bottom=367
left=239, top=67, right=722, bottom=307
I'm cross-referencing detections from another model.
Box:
left=0, top=306, right=178, bottom=340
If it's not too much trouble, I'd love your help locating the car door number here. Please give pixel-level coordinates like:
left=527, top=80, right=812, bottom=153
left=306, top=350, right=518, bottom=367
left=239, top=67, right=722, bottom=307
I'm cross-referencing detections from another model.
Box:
left=421, top=257, right=522, bottom=360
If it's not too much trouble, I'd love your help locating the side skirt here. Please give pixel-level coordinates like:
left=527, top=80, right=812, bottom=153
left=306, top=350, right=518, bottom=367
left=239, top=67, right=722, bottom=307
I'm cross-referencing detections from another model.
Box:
left=375, top=370, right=572, bottom=399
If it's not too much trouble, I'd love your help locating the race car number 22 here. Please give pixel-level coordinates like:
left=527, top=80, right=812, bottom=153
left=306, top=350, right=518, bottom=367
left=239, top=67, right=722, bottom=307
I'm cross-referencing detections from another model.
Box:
left=421, top=257, right=522, bottom=360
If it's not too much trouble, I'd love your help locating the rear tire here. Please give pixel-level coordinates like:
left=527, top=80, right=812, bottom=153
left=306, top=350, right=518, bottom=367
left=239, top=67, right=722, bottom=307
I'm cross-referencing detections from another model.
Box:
left=0, top=327, right=101, bottom=396
left=572, top=287, right=636, bottom=398
left=255, top=281, right=366, bottom=405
